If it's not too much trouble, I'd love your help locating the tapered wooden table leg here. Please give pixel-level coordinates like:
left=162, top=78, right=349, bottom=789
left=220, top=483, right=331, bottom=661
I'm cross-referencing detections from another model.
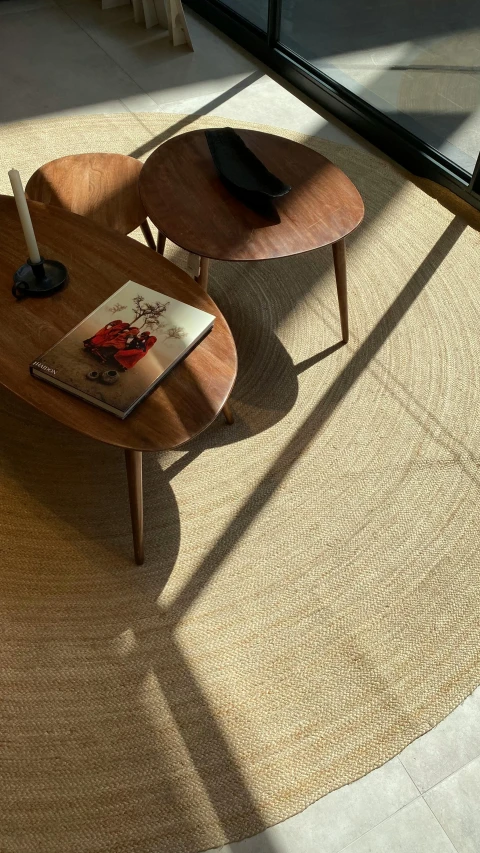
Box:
left=195, top=257, right=209, bottom=290
left=156, top=232, right=166, bottom=255
left=125, top=449, right=144, bottom=565
left=140, top=220, right=156, bottom=250
left=332, top=237, right=349, bottom=343
left=223, top=400, right=234, bottom=425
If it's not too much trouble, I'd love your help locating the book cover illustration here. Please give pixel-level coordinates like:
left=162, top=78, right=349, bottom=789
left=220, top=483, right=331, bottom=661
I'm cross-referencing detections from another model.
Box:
left=31, top=281, right=215, bottom=417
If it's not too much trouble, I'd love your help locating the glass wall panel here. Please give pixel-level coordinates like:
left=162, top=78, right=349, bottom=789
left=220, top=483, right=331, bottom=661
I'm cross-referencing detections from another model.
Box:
left=220, top=0, right=268, bottom=30
left=280, top=0, right=480, bottom=174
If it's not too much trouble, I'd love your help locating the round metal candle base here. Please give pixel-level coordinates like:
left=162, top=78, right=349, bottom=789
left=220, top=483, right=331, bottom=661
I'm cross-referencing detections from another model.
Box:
left=13, top=258, right=68, bottom=300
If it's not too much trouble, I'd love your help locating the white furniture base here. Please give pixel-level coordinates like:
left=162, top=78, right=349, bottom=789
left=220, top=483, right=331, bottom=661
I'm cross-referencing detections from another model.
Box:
left=102, top=0, right=193, bottom=49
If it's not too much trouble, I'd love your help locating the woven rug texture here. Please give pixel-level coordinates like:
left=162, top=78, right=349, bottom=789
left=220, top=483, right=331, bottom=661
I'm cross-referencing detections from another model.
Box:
left=1, top=113, right=480, bottom=853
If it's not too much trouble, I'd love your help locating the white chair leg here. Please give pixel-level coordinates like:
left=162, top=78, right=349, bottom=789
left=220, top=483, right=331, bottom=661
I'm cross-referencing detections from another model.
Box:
left=143, top=0, right=159, bottom=28
left=132, top=0, right=145, bottom=23
left=167, top=0, right=193, bottom=49
left=153, top=0, right=169, bottom=29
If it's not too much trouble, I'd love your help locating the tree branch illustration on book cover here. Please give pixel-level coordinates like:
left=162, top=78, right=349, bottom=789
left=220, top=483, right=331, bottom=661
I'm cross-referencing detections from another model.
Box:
left=83, top=293, right=187, bottom=382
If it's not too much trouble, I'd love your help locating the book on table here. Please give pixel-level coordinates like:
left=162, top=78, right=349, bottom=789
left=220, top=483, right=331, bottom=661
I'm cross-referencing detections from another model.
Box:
left=30, top=280, right=215, bottom=419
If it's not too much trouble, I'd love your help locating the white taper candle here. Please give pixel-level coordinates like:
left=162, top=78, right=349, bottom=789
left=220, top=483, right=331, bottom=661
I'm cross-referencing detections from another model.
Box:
left=8, top=169, right=41, bottom=265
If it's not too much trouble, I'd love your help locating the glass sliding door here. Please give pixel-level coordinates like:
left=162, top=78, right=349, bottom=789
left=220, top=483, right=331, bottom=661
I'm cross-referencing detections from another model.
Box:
left=220, top=0, right=268, bottom=30
left=186, top=0, right=480, bottom=205
left=280, top=0, right=480, bottom=176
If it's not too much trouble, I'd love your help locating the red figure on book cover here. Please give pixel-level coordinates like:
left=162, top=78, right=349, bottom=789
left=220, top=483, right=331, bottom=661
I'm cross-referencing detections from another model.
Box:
left=84, top=323, right=157, bottom=371
left=84, top=320, right=131, bottom=359
left=109, top=326, right=140, bottom=351
left=114, top=331, right=157, bottom=370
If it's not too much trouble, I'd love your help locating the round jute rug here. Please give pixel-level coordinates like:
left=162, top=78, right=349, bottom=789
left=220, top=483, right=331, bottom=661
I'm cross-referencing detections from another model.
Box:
left=1, top=114, right=480, bottom=853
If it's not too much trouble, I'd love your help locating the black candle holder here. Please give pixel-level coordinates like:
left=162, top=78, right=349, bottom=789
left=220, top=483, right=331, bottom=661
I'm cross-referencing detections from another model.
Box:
left=12, top=257, right=68, bottom=300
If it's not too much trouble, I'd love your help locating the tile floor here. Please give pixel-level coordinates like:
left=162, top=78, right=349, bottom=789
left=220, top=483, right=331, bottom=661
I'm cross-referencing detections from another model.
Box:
left=1, top=1, right=479, bottom=851
left=218, top=688, right=480, bottom=853
left=0, top=0, right=359, bottom=143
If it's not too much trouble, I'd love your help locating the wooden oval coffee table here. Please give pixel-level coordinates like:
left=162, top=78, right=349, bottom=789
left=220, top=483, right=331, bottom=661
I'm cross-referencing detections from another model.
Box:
left=139, top=129, right=364, bottom=341
left=0, top=194, right=237, bottom=565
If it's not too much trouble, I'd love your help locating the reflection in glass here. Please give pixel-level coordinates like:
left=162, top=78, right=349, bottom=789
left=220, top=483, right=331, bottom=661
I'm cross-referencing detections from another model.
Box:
left=280, top=0, right=480, bottom=174
left=220, top=0, right=268, bottom=30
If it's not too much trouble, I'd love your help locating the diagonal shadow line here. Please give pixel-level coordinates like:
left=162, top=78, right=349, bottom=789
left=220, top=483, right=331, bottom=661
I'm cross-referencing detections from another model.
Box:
left=334, top=64, right=480, bottom=73
left=138, top=220, right=465, bottom=849
left=295, top=340, right=345, bottom=374
left=129, top=71, right=264, bottom=159
left=147, top=626, right=282, bottom=853
left=389, top=64, right=480, bottom=73
left=162, top=335, right=344, bottom=480
left=168, top=216, right=467, bottom=625
left=294, top=254, right=480, bottom=473
left=312, top=296, right=480, bottom=482
left=363, top=352, right=480, bottom=478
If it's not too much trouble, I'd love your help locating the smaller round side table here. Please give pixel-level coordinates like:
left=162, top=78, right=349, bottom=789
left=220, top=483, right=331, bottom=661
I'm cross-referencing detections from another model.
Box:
left=139, top=129, right=364, bottom=342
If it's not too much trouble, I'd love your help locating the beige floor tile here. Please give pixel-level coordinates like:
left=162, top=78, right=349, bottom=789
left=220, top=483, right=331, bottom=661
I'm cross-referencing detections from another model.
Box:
left=425, top=755, right=480, bottom=853
left=400, top=687, right=480, bottom=793
left=61, top=0, right=257, bottom=104
left=337, top=798, right=455, bottom=853
left=211, top=758, right=419, bottom=853
left=0, top=5, right=145, bottom=124
left=0, top=0, right=54, bottom=13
